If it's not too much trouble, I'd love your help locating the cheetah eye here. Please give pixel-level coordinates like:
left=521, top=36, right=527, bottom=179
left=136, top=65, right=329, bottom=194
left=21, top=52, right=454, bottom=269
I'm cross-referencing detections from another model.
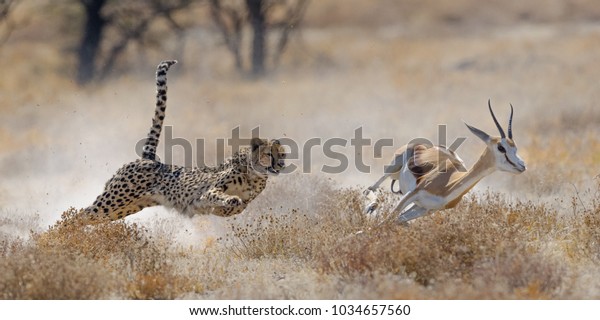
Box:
left=497, top=144, right=506, bottom=153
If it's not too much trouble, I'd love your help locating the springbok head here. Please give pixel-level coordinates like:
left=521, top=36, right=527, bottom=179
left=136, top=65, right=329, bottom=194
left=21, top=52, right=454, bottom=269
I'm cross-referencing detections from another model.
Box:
left=464, top=100, right=527, bottom=174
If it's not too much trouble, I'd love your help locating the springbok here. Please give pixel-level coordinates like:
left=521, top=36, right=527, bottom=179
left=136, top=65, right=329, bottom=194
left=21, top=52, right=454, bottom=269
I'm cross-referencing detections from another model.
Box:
left=365, top=100, right=526, bottom=223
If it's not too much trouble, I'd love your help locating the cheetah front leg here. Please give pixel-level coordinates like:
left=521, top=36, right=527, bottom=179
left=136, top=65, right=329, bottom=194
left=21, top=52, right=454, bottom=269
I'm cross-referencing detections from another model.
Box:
left=199, top=187, right=244, bottom=208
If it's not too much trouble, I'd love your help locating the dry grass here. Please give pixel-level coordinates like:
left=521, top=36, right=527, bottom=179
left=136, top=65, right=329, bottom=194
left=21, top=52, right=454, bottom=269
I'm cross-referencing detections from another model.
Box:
left=0, top=209, right=204, bottom=299
left=2, top=179, right=600, bottom=299
left=2, top=0, right=600, bottom=299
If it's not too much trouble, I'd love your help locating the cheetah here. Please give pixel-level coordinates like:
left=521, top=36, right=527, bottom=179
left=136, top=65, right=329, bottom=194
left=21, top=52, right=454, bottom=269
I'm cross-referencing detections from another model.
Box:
left=84, top=60, right=286, bottom=221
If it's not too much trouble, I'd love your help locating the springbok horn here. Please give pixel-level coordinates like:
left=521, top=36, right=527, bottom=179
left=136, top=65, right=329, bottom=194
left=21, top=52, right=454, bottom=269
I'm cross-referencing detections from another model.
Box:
left=508, top=103, right=514, bottom=139
left=488, top=99, right=506, bottom=138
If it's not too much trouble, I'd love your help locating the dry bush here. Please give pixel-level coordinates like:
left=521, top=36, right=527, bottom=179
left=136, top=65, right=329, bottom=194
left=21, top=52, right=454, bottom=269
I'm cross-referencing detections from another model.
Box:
left=35, top=208, right=151, bottom=262
left=470, top=249, right=566, bottom=299
left=194, top=176, right=600, bottom=299
left=2, top=179, right=600, bottom=299
left=0, top=208, right=203, bottom=299
left=317, top=191, right=570, bottom=298
left=565, top=182, right=600, bottom=262
left=199, top=177, right=598, bottom=299
left=221, top=175, right=368, bottom=260
left=0, top=240, right=117, bottom=299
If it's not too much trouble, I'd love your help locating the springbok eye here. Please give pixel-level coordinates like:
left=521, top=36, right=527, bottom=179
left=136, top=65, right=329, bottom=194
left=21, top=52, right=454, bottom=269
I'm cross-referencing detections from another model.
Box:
left=497, top=144, right=506, bottom=153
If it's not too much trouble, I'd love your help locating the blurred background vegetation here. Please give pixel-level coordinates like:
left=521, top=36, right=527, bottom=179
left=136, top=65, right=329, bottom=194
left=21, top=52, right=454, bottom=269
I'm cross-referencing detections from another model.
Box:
left=2, top=0, right=600, bottom=85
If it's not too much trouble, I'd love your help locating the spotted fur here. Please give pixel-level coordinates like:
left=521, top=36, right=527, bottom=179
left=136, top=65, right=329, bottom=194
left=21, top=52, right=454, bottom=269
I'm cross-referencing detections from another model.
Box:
left=84, top=61, right=285, bottom=221
left=142, top=60, right=176, bottom=161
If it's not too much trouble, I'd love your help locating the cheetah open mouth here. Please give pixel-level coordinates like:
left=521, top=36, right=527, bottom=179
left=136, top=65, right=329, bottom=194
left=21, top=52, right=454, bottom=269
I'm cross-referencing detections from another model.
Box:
left=267, top=156, right=284, bottom=175
left=267, top=167, right=280, bottom=175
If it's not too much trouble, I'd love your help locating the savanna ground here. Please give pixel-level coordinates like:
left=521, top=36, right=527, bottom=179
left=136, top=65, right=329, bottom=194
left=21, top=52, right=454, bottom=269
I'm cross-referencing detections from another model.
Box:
left=1, top=0, right=600, bottom=299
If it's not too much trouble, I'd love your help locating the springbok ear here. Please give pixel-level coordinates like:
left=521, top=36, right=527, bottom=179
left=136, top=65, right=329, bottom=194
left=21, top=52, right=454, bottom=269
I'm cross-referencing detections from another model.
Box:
left=464, top=122, right=491, bottom=143
left=250, top=137, right=264, bottom=152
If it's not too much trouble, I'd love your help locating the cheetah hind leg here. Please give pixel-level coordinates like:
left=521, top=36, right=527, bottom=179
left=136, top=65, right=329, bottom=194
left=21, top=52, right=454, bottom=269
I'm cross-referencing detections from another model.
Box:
left=84, top=196, right=159, bottom=222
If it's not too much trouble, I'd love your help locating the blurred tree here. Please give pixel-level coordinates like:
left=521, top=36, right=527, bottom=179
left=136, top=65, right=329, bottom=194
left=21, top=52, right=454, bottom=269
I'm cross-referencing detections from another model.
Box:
left=77, top=0, right=106, bottom=85
left=75, top=0, right=196, bottom=85
left=209, top=0, right=308, bottom=77
left=0, top=0, right=18, bottom=45
left=246, top=0, right=266, bottom=76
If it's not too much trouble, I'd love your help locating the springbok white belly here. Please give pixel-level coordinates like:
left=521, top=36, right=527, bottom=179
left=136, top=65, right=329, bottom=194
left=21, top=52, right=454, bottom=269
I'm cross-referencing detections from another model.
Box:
left=414, top=191, right=448, bottom=210
left=399, top=165, right=417, bottom=194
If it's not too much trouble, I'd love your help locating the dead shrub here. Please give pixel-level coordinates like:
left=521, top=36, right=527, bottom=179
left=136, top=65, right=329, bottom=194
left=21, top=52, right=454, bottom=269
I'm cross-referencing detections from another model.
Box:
left=0, top=208, right=204, bottom=299
left=318, top=191, right=567, bottom=291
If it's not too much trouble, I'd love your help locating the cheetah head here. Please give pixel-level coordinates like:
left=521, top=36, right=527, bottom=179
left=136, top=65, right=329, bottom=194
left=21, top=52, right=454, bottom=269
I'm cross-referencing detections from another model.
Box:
left=250, top=137, right=286, bottom=176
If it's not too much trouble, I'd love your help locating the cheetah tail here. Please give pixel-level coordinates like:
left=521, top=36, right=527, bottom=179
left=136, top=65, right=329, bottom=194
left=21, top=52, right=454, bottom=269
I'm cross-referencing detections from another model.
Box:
left=142, top=60, right=178, bottom=160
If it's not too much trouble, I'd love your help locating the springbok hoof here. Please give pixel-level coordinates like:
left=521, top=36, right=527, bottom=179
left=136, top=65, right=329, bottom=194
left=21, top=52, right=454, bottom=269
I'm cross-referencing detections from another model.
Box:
left=365, top=201, right=378, bottom=214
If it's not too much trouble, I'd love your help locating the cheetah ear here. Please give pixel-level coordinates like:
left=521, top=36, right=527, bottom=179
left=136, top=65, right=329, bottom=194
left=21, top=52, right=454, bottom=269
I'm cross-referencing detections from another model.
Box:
left=270, top=139, right=281, bottom=146
left=250, top=137, right=265, bottom=151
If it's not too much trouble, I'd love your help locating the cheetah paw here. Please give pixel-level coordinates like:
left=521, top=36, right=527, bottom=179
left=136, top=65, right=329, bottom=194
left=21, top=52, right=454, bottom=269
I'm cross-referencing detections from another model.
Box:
left=226, top=196, right=243, bottom=207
